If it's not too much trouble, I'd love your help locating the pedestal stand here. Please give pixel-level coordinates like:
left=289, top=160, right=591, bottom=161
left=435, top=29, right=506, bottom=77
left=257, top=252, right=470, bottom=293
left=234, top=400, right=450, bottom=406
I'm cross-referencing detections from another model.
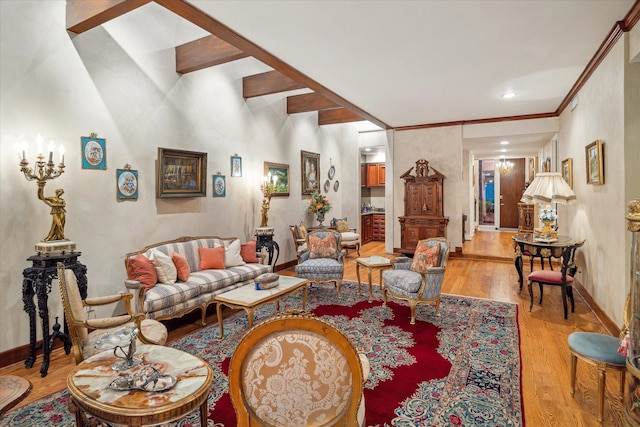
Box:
left=22, top=251, right=87, bottom=377
left=255, top=227, right=279, bottom=266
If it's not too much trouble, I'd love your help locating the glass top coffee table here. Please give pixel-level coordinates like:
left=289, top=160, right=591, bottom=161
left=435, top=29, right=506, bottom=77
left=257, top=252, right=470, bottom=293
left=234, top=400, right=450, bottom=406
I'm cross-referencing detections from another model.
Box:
left=66, top=344, right=213, bottom=427
left=356, top=255, right=393, bottom=302
left=215, top=275, right=309, bottom=338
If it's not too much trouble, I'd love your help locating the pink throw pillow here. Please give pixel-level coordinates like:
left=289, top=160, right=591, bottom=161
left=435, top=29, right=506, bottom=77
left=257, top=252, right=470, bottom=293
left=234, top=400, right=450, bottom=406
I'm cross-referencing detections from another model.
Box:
left=172, top=252, right=191, bottom=281
left=241, top=240, right=259, bottom=263
left=199, top=246, right=225, bottom=270
left=126, top=254, right=158, bottom=290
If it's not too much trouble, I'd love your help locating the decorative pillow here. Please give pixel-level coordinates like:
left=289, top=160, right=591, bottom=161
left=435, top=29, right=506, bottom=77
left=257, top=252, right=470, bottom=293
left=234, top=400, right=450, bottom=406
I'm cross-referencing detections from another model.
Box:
left=255, top=272, right=279, bottom=290
left=410, top=241, right=442, bottom=274
left=223, top=239, right=246, bottom=267
left=335, top=219, right=350, bottom=233
left=199, top=246, right=225, bottom=270
left=240, top=240, right=259, bottom=263
left=296, top=225, right=308, bottom=241
left=309, top=234, right=338, bottom=259
left=126, top=254, right=158, bottom=290
left=171, top=252, right=190, bottom=282
left=149, top=250, right=177, bottom=284
left=332, top=217, right=347, bottom=228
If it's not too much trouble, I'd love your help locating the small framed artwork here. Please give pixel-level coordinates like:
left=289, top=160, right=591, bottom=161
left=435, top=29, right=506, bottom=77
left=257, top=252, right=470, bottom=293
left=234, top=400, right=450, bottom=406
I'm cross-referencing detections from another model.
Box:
left=586, top=140, right=605, bottom=185
left=116, top=165, right=138, bottom=199
left=301, top=150, right=320, bottom=195
left=156, top=147, right=207, bottom=198
left=81, top=134, right=106, bottom=170
left=528, top=158, right=536, bottom=181
left=264, top=161, right=290, bottom=197
left=561, top=158, right=573, bottom=188
left=213, top=174, right=226, bottom=197
left=231, top=156, right=242, bottom=177
left=543, top=157, right=551, bottom=172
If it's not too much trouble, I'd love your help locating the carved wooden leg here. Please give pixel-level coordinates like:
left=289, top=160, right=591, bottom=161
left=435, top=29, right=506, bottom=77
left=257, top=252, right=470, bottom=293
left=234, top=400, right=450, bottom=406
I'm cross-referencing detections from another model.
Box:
left=570, top=352, right=577, bottom=397
left=596, top=363, right=606, bottom=424
left=409, top=301, right=417, bottom=325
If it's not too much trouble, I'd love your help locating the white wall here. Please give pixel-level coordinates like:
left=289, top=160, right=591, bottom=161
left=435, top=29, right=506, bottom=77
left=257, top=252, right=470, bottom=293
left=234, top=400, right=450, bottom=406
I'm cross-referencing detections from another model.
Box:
left=557, top=32, right=640, bottom=326
left=392, top=126, right=464, bottom=250
left=0, top=1, right=377, bottom=352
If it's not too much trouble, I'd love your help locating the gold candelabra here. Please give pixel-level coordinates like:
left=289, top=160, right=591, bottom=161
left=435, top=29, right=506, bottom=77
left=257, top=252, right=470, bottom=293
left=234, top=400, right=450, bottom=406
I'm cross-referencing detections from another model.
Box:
left=260, top=173, right=278, bottom=227
left=18, top=136, right=73, bottom=250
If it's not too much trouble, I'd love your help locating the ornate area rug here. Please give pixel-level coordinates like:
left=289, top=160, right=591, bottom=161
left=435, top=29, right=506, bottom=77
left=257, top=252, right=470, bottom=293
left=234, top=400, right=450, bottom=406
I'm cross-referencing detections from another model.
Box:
left=1, top=281, right=524, bottom=426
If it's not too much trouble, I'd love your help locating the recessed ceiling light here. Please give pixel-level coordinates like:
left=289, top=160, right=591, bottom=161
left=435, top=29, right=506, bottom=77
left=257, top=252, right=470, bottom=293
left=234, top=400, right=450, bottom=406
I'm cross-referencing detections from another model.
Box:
left=501, top=149, right=507, bottom=152
left=501, top=91, right=517, bottom=99
left=500, top=141, right=509, bottom=145
left=364, top=148, right=371, bottom=152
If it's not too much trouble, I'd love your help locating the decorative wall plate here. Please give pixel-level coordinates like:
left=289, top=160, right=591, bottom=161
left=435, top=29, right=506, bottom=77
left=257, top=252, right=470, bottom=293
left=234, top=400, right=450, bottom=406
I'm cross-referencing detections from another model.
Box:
left=333, top=180, right=340, bottom=192
left=324, top=179, right=331, bottom=193
left=328, top=165, right=335, bottom=180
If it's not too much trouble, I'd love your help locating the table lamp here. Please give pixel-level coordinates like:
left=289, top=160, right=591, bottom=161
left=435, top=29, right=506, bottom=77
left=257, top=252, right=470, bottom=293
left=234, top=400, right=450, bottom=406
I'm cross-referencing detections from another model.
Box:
left=520, top=172, right=576, bottom=241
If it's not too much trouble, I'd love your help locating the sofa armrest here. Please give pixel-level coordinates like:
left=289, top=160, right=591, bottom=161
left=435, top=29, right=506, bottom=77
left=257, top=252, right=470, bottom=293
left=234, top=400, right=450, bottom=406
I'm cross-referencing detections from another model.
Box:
left=125, top=279, right=142, bottom=290
left=124, top=279, right=146, bottom=314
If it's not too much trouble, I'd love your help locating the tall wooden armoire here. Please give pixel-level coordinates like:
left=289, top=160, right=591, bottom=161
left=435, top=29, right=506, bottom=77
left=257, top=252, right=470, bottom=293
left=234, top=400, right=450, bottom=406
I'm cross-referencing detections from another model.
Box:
left=398, top=159, right=449, bottom=255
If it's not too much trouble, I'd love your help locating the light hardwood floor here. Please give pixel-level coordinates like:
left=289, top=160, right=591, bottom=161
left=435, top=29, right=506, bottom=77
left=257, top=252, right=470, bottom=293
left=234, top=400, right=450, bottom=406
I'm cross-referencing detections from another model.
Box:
left=0, top=231, right=626, bottom=426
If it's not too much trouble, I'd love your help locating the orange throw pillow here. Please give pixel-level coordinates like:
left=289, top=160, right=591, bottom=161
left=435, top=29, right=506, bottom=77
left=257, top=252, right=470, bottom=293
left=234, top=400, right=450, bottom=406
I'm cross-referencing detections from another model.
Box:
left=411, top=241, right=441, bottom=273
left=126, top=254, right=158, bottom=290
left=172, top=252, right=191, bottom=281
left=309, top=234, right=338, bottom=259
left=241, top=240, right=259, bottom=263
left=199, top=246, right=225, bottom=270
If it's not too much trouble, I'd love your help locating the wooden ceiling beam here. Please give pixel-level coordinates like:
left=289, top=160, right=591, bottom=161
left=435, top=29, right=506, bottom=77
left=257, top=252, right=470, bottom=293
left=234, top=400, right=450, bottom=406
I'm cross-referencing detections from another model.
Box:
left=243, top=70, right=306, bottom=98
left=66, top=0, right=151, bottom=34
left=175, top=35, right=249, bottom=74
left=153, top=0, right=389, bottom=128
left=287, top=93, right=340, bottom=114
left=318, top=108, right=364, bottom=126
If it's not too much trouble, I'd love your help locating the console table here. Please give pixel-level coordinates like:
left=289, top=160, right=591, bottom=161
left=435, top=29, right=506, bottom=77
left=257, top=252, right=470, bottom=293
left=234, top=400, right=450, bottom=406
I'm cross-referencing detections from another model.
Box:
left=512, top=234, right=575, bottom=291
left=22, top=252, right=87, bottom=377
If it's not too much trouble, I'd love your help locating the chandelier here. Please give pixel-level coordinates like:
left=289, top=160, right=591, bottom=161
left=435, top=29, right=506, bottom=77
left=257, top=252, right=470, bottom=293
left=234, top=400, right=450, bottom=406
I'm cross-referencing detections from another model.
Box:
left=496, top=158, right=514, bottom=175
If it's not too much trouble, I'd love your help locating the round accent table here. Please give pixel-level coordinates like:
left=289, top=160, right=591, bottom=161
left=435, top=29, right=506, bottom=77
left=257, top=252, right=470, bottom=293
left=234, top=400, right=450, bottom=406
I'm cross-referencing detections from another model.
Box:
left=67, top=344, right=213, bottom=427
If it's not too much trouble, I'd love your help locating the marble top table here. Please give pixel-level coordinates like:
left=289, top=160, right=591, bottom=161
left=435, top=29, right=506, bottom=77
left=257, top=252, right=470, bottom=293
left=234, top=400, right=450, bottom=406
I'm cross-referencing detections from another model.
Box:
left=66, top=344, right=213, bottom=427
left=215, top=275, right=309, bottom=338
left=356, top=255, right=393, bottom=302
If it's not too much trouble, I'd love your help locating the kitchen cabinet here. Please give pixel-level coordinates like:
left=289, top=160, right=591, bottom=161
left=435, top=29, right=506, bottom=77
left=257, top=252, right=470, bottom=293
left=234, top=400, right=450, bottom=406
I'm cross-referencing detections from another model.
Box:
left=372, top=214, right=385, bottom=241
left=361, top=215, right=373, bottom=244
left=398, top=158, right=449, bottom=254
left=363, top=163, right=385, bottom=188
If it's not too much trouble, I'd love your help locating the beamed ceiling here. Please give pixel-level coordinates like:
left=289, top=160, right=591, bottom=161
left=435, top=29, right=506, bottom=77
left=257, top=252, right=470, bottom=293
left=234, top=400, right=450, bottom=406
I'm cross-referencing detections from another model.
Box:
left=66, top=0, right=640, bottom=158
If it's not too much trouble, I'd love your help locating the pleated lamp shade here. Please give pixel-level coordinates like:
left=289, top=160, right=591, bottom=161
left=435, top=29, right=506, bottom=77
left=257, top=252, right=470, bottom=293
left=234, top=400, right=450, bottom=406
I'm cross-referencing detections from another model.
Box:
left=521, top=172, right=577, bottom=205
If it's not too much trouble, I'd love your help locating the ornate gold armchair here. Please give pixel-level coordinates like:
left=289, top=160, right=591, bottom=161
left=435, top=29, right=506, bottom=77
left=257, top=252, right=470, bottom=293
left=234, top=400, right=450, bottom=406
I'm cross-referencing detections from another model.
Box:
left=228, top=311, right=368, bottom=426
left=57, top=262, right=168, bottom=364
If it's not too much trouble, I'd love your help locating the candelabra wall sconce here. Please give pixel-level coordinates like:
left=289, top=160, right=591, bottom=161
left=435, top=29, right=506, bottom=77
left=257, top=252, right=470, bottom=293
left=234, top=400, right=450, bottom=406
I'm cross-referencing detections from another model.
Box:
left=17, top=134, right=76, bottom=253
left=260, top=173, right=278, bottom=227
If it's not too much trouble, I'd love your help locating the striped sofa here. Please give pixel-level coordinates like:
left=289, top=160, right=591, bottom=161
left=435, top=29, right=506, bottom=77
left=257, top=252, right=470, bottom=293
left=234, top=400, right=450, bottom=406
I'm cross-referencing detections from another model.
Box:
left=124, top=236, right=271, bottom=325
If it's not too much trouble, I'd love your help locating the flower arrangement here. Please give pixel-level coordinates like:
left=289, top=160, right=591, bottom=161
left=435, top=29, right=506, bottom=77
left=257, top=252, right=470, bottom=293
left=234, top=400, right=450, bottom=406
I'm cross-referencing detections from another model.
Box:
left=307, top=191, right=332, bottom=215
left=539, top=205, right=557, bottom=223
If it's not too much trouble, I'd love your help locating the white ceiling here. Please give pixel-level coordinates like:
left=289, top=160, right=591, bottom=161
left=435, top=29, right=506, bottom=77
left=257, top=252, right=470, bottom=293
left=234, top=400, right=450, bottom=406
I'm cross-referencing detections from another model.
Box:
left=107, top=1, right=636, bottom=159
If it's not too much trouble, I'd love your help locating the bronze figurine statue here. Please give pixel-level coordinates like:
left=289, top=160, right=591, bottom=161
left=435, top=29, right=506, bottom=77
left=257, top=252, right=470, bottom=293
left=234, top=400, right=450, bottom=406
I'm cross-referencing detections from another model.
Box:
left=38, top=183, right=67, bottom=241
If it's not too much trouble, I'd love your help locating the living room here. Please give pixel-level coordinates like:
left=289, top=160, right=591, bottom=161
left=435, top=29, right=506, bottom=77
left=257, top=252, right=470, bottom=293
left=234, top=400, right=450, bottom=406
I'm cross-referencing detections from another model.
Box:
left=1, top=1, right=640, bottom=425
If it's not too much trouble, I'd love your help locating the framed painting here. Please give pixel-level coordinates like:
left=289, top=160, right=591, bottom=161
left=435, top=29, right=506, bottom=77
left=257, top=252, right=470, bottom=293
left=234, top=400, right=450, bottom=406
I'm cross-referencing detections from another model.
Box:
left=231, top=156, right=242, bottom=177
left=301, top=150, right=320, bottom=195
left=585, top=140, right=604, bottom=185
left=156, top=148, right=207, bottom=198
left=116, top=166, right=138, bottom=199
left=213, top=174, right=226, bottom=197
left=528, top=158, right=536, bottom=181
left=81, top=134, right=106, bottom=169
left=264, top=161, right=290, bottom=196
left=561, top=158, right=573, bottom=188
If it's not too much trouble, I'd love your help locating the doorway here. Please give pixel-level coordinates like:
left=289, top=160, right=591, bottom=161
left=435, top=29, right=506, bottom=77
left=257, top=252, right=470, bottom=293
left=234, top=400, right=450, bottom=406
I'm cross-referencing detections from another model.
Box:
left=499, top=158, right=526, bottom=229
left=478, top=160, right=495, bottom=226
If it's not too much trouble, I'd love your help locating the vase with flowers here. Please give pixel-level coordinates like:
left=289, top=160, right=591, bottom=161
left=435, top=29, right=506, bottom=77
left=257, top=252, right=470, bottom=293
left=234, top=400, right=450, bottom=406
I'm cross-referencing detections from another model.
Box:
left=307, top=191, right=332, bottom=227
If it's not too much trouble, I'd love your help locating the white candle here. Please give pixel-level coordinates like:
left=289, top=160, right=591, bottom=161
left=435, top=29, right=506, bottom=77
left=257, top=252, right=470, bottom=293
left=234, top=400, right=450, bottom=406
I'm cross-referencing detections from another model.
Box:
left=59, top=144, right=65, bottom=164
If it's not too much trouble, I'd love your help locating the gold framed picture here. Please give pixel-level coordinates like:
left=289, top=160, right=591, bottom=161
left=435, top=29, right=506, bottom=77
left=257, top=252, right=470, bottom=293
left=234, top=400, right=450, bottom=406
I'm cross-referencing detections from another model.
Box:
left=156, top=148, right=207, bottom=198
left=301, top=151, right=320, bottom=195
left=561, top=158, right=573, bottom=188
left=585, top=140, right=604, bottom=185
left=264, top=161, right=290, bottom=197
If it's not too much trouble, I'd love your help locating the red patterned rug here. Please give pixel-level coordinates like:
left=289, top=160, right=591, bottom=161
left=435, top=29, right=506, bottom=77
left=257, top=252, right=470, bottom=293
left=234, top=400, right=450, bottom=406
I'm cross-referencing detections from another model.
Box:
left=1, top=281, right=523, bottom=426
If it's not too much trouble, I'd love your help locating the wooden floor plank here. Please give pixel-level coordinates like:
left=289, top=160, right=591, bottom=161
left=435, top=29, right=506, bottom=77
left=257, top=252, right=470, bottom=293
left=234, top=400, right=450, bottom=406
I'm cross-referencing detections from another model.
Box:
left=0, top=231, right=626, bottom=426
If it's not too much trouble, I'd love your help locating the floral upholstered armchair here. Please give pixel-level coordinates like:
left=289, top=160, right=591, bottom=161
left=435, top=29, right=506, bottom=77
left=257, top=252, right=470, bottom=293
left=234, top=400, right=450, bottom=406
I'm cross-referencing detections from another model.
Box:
left=381, top=237, right=450, bottom=324
left=294, top=229, right=346, bottom=295
left=228, top=311, right=368, bottom=426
